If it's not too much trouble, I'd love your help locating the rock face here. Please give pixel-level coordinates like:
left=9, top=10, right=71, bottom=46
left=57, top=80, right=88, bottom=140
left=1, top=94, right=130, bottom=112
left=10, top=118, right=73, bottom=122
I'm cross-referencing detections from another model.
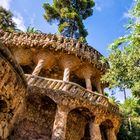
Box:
left=0, top=43, right=26, bottom=139
left=0, top=30, right=121, bottom=140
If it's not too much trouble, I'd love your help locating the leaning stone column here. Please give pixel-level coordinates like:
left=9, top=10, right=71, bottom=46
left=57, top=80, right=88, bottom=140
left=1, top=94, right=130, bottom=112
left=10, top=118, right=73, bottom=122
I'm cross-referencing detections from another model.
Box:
left=85, top=77, right=92, bottom=91
left=106, top=128, right=117, bottom=140
left=96, top=80, right=103, bottom=94
left=63, top=67, right=70, bottom=82
left=51, top=106, right=68, bottom=140
left=32, top=59, right=44, bottom=75
left=90, top=121, right=102, bottom=140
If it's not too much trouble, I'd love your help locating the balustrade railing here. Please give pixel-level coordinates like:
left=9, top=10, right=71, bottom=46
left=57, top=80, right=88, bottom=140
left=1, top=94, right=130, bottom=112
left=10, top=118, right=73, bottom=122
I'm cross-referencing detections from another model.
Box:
left=25, top=74, right=119, bottom=114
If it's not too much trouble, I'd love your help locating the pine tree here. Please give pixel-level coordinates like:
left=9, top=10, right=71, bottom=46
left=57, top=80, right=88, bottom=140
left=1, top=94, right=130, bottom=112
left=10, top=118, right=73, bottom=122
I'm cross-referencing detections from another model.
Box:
left=0, top=6, right=16, bottom=32
left=43, top=0, right=95, bottom=42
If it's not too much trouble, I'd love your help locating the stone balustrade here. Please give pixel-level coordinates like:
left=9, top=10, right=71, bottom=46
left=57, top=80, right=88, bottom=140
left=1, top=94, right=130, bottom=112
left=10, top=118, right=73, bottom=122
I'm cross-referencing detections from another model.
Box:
left=25, top=74, right=119, bottom=114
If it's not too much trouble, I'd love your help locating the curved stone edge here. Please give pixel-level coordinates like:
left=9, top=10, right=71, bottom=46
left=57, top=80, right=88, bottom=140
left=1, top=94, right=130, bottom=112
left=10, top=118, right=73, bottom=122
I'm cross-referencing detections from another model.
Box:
left=0, top=42, right=28, bottom=139
left=25, top=74, right=119, bottom=115
left=0, top=29, right=109, bottom=73
left=0, top=41, right=27, bottom=87
left=27, top=85, right=121, bottom=138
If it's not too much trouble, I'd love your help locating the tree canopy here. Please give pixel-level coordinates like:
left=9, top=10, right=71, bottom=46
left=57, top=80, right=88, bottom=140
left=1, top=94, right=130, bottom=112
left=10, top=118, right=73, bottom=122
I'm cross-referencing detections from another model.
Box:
left=117, top=97, right=140, bottom=140
left=0, top=6, right=16, bottom=32
left=102, top=0, right=140, bottom=97
left=43, top=0, right=95, bottom=42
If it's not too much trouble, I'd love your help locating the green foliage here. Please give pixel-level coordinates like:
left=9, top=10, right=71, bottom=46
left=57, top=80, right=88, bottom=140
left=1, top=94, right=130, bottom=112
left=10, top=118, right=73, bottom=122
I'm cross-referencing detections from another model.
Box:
left=26, top=26, right=42, bottom=33
left=120, top=97, right=140, bottom=116
left=108, top=96, right=120, bottom=105
left=43, top=0, right=95, bottom=42
left=102, top=0, right=140, bottom=97
left=0, top=6, right=16, bottom=32
left=117, top=97, right=140, bottom=140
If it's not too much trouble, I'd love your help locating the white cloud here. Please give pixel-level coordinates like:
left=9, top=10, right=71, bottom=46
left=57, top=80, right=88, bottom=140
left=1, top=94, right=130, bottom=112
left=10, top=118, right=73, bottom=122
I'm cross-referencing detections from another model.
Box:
left=136, top=17, right=140, bottom=24
left=95, top=5, right=102, bottom=12
left=0, top=0, right=12, bottom=10
left=0, top=0, right=26, bottom=31
left=12, top=13, right=26, bottom=31
left=95, top=2, right=102, bottom=12
left=122, top=2, right=134, bottom=20
left=123, top=11, right=140, bottom=24
left=123, top=12, right=132, bottom=19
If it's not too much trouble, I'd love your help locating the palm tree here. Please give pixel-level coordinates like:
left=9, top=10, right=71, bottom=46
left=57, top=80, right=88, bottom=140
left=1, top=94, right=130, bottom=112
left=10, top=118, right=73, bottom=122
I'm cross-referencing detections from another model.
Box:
left=0, top=6, right=16, bottom=31
left=26, top=26, right=42, bottom=33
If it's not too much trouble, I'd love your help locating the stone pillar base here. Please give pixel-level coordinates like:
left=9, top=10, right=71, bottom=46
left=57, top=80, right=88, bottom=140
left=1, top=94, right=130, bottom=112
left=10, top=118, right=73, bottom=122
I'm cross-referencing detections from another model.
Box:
left=52, top=106, right=68, bottom=140
left=90, top=121, right=102, bottom=140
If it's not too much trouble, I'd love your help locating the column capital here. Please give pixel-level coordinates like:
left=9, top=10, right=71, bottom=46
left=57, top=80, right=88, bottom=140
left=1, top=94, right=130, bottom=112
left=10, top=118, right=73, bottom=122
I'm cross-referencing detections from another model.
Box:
left=57, top=105, right=69, bottom=114
left=93, top=116, right=104, bottom=125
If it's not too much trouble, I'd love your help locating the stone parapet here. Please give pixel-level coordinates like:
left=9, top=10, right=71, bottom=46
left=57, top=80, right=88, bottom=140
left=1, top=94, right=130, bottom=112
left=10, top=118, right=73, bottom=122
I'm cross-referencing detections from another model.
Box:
left=25, top=74, right=119, bottom=115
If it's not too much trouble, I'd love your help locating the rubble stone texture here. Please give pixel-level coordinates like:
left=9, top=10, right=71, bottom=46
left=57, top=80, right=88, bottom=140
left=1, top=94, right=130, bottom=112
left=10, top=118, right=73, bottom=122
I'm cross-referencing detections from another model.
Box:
left=0, top=30, right=121, bottom=140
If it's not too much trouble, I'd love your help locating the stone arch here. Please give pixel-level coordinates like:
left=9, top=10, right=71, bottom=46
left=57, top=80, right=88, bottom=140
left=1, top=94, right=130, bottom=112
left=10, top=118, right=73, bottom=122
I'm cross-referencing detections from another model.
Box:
left=27, top=85, right=59, bottom=105
left=11, top=95, right=57, bottom=140
left=100, top=119, right=114, bottom=140
left=66, top=107, right=94, bottom=140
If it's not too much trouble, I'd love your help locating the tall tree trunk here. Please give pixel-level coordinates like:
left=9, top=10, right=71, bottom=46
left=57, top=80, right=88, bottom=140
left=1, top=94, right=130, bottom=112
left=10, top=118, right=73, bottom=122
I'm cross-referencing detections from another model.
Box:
left=123, top=88, right=127, bottom=100
left=123, top=89, right=132, bottom=131
left=128, top=116, right=132, bottom=131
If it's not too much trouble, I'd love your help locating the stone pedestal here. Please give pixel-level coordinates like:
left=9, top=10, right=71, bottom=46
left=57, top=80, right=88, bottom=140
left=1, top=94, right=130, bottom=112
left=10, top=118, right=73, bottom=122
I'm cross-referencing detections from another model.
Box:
left=106, top=128, right=117, bottom=140
left=51, top=106, right=68, bottom=140
left=90, top=122, right=102, bottom=140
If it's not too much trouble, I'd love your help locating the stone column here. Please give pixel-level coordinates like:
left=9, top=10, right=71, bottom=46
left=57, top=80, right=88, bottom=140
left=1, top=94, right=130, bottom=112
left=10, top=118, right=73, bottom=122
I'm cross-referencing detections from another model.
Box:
left=106, top=128, right=117, bottom=140
left=85, top=78, right=92, bottom=91
left=63, top=67, right=70, bottom=82
left=32, top=59, right=44, bottom=76
left=90, top=121, right=102, bottom=140
left=0, top=121, right=9, bottom=139
left=96, top=80, right=103, bottom=94
left=51, top=106, right=68, bottom=140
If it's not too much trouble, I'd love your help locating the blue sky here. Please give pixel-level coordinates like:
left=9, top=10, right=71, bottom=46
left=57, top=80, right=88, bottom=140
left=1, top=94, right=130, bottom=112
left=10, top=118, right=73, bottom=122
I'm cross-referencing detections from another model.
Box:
left=0, top=0, right=133, bottom=56
left=0, top=0, right=133, bottom=102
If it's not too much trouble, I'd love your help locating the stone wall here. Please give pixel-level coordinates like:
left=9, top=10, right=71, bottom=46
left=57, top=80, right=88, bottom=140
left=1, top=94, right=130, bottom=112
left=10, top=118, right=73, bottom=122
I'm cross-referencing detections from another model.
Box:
left=0, top=52, right=26, bottom=139
left=10, top=92, right=57, bottom=140
left=66, top=109, right=91, bottom=140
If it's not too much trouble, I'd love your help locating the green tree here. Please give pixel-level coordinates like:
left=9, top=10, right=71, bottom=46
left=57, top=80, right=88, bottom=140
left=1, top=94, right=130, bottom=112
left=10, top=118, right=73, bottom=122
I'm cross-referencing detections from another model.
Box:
left=102, top=0, right=140, bottom=97
left=0, top=6, right=16, bottom=31
left=43, top=0, right=95, bottom=42
left=26, top=26, right=42, bottom=33
left=117, top=97, right=140, bottom=140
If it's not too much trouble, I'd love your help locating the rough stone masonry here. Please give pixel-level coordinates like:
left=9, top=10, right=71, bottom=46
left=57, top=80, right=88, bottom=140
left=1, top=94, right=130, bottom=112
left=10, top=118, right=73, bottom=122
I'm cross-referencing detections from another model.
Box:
left=0, top=30, right=121, bottom=140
